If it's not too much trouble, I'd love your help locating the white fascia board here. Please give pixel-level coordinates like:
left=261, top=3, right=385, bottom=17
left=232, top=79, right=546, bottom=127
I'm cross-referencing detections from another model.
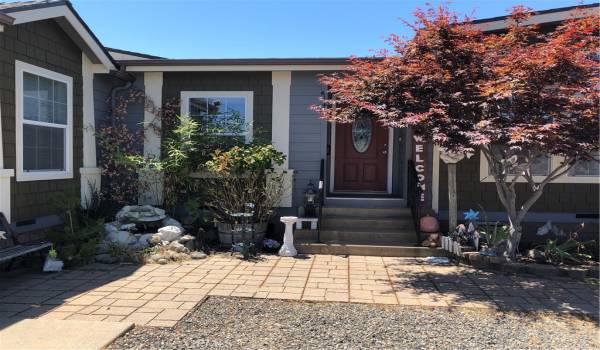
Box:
left=9, top=5, right=116, bottom=71
left=126, top=64, right=347, bottom=72
left=475, top=7, right=597, bottom=32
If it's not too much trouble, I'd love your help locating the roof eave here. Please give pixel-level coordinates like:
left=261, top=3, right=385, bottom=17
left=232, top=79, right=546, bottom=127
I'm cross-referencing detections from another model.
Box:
left=0, top=12, right=15, bottom=26
left=2, top=1, right=117, bottom=71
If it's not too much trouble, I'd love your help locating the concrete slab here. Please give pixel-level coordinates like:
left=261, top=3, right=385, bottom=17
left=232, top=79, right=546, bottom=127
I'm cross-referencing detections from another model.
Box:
left=0, top=319, right=133, bottom=350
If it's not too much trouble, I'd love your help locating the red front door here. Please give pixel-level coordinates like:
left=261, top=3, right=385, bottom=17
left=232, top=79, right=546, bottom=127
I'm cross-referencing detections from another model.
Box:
left=334, top=120, right=388, bottom=192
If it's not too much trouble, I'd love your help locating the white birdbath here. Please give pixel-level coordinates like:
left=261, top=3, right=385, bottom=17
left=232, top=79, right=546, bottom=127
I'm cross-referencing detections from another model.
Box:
left=279, top=216, right=298, bottom=257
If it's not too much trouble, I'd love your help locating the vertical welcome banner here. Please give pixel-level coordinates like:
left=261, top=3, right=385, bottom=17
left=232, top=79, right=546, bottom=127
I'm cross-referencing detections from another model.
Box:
left=412, top=134, right=430, bottom=209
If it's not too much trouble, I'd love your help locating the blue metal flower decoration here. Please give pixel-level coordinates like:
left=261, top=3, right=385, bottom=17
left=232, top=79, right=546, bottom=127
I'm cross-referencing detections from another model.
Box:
left=463, top=209, right=479, bottom=221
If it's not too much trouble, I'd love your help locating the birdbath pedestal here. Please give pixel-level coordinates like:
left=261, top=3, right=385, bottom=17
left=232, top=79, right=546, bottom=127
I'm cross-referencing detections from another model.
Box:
left=279, top=216, right=298, bottom=257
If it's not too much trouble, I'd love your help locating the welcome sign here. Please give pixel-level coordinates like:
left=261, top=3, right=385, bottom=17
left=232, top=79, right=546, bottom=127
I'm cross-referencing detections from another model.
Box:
left=412, top=134, right=429, bottom=208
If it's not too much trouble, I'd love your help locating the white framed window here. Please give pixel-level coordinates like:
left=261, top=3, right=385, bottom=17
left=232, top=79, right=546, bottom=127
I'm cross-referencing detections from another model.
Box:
left=180, top=91, right=253, bottom=142
left=15, top=60, right=73, bottom=181
left=479, top=151, right=599, bottom=184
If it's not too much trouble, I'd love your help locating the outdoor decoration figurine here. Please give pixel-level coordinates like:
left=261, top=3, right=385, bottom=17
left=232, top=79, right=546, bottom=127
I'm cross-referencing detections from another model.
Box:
left=302, top=181, right=319, bottom=218
left=279, top=216, right=298, bottom=257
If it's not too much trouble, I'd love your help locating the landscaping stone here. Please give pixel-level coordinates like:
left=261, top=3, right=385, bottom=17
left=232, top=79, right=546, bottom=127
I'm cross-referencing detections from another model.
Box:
left=190, top=251, right=207, bottom=259
left=104, top=222, right=119, bottom=234
left=116, top=205, right=166, bottom=223
left=163, top=217, right=183, bottom=229
left=158, top=226, right=184, bottom=242
left=109, top=297, right=599, bottom=350
left=120, top=223, right=137, bottom=231
left=149, top=234, right=162, bottom=246
left=95, top=253, right=118, bottom=264
left=137, top=233, right=155, bottom=246
left=106, top=231, right=136, bottom=246
left=157, top=258, right=168, bottom=265
left=96, top=205, right=197, bottom=264
left=95, top=242, right=110, bottom=255
left=168, top=241, right=187, bottom=253
left=527, top=248, right=545, bottom=262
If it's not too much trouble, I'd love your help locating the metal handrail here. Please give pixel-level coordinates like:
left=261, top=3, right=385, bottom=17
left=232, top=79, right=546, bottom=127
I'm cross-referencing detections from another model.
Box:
left=407, top=160, right=422, bottom=243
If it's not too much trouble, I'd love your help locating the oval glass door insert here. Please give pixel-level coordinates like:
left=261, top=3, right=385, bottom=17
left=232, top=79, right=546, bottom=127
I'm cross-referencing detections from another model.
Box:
left=352, top=118, right=373, bottom=153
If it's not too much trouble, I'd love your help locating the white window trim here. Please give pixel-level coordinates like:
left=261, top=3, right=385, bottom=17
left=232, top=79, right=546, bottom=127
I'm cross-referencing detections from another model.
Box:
left=15, top=60, right=73, bottom=182
left=180, top=91, right=253, bottom=143
left=479, top=151, right=599, bottom=184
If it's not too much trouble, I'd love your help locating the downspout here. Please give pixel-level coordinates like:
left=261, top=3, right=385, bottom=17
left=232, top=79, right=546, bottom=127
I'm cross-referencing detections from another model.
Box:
left=109, top=67, right=136, bottom=127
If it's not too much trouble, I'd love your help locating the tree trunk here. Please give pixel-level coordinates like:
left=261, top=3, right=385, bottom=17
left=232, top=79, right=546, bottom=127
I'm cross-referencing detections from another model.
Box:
left=447, top=163, right=458, bottom=232
left=506, top=216, right=522, bottom=260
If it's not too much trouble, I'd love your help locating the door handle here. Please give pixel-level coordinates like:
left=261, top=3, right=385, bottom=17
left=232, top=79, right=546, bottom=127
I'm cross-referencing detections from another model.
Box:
left=382, top=144, right=388, bottom=155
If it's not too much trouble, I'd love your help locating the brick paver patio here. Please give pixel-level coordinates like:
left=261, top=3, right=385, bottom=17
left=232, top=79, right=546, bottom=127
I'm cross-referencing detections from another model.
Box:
left=0, top=254, right=597, bottom=327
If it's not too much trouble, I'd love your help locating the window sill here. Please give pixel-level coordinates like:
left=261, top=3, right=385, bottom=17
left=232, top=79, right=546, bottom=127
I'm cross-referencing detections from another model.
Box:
left=17, top=171, right=73, bottom=182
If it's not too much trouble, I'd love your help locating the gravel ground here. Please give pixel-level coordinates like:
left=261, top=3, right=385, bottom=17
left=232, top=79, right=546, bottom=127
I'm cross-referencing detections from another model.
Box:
left=110, top=297, right=599, bottom=350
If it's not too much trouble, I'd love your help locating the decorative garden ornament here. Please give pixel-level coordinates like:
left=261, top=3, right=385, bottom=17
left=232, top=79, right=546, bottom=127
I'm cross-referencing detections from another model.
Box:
left=279, top=216, right=298, bottom=257
left=439, top=150, right=472, bottom=231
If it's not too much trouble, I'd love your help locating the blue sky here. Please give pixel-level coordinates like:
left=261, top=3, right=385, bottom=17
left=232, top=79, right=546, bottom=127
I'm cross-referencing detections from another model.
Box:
left=67, top=0, right=597, bottom=59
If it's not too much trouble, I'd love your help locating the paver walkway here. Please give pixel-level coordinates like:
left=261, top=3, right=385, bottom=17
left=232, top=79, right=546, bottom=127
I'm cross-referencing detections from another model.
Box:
left=0, top=254, right=597, bottom=327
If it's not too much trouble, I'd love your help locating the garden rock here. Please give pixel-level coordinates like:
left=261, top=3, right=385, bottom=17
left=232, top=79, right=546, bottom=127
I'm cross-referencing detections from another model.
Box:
left=120, top=223, right=136, bottom=231
left=137, top=233, right=155, bottom=247
left=158, top=225, right=183, bottom=242
left=95, top=242, right=110, bottom=255
left=95, top=254, right=118, bottom=264
left=162, top=217, right=183, bottom=230
left=106, top=231, right=136, bottom=245
left=157, top=258, right=168, bottom=265
left=104, top=222, right=119, bottom=234
left=527, top=249, right=545, bottom=262
left=116, top=205, right=166, bottom=223
left=179, top=234, right=196, bottom=250
left=168, top=241, right=188, bottom=253
left=190, top=251, right=207, bottom=259
left=149, top=234, right=163, bottom=246
left=179, top=234, right=195, bottom=243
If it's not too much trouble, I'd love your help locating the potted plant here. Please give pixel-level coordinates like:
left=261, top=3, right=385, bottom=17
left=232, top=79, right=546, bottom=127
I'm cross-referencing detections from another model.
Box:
left=43, top=247, right=64, bottom=272
left=204, top=144, right=286, bottom=246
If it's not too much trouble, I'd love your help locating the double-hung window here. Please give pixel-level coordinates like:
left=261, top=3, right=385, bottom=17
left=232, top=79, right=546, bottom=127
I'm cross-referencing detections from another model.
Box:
left=568, top=152, right=600, bottom=177
left=180, top=91, right=253, bottom=142
left=16, top=61, right=72, bottom=181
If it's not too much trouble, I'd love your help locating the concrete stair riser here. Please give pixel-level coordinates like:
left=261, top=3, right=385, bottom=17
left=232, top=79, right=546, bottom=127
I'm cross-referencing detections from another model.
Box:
left=296, top=243, right=449, bottom=257
left=322, top=207, right=412, bottom=219
left=321, top=218, right=415, bottom=231
left=324, top=198, right=406, bottom=208
left=295, top=229, right=416, bottom=244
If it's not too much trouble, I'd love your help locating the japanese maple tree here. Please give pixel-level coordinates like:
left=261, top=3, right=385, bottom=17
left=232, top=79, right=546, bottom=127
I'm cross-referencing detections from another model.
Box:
left=313, top=5, right=599, bottom=259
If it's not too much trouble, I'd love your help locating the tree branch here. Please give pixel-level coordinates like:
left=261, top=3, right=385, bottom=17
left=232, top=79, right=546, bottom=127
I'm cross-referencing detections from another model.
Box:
left=516, top=157, right=575, bottom=222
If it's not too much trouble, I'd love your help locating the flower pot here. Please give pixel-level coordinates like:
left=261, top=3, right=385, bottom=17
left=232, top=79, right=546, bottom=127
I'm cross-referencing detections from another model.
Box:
left=43, top=257, right=64, bottom=272
left=217, top=222, right=267, bottom=246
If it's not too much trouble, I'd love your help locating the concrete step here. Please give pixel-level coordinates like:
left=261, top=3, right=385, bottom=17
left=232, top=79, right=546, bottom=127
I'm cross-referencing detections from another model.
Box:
left=296, top=241, right=449, bottom=257
left=295, top=229, right=416, bottom=244
left=324, top=197, right=406, bottom=208
left=321, top=217, right=415, bottom=231
left=322, top=207, right=412, bottom=219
